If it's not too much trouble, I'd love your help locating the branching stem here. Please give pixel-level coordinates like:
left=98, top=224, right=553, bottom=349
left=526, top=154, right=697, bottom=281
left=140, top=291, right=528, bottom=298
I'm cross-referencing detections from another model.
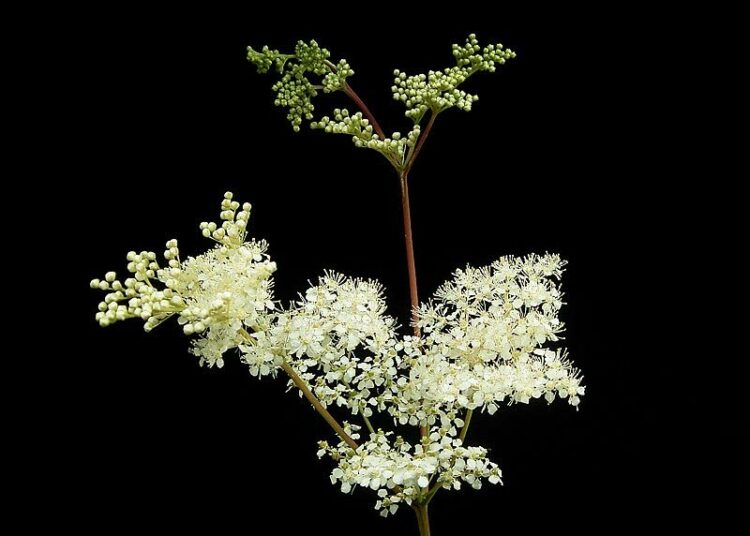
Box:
left=343, top=83, right=387, bottom=140
left=459, top=409, right=474, bottom=443
left=362, top=412, right=375, bottom=435
left=280, top=361, right=359, bottom=450
left=415, top=504, right=431, bottom=536
left=399, top=170, right=421, bottom=336
left=403, top=110, right=439, bottom=176
left=241, top=328, right=358, bottom=450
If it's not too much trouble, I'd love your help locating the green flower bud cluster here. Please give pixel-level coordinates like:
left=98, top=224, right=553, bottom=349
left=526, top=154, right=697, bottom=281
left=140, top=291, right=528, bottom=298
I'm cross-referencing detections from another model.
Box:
left=323, top=59, right=354, bottom=93
left=311, top=108, right=374, bottom=140
left=312, top=108, right=421, bottom=165
left=246, top=45, right=292, bottom=74
left=391, top=34, right=516, bottom=121
left=247, top=40, right=354, bottom=132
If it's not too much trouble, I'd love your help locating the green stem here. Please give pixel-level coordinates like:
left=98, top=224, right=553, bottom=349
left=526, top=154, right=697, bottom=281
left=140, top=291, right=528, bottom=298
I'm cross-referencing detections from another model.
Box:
left=240, top=328, right=357, bottom=450
left=415, top=504, right=431, bottom=536
left=424, top=482, right=441, bottom=504
left=422, top=409, right=475, bottom=506
left=280, top=361, right=358, bottom=450
left=459, top=409, right=474, bottom=444
left=362, top=411, right=375, bottom=435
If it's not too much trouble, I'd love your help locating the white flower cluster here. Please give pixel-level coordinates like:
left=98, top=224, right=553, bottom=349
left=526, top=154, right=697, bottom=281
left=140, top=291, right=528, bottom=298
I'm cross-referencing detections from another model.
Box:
left=90, top=192, right=277, bottom=368
left=311, top=108, right=421, bottom=164
left=242, top=272, right=402, bottom=412
left=247, top=40, right=353, bottom=132
left=319, top=426, right=501, bottom=516
left=392, top=34, right=516, bottom=121
left=389, top=254, right=584, bottom=426
left=90, top=195, right=582, bottom=517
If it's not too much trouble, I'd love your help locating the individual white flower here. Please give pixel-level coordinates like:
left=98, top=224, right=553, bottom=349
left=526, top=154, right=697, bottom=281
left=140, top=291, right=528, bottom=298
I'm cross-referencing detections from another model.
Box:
left=90, top=192, right=277, bottom=368
left=240, top=328, right=283, bottom=378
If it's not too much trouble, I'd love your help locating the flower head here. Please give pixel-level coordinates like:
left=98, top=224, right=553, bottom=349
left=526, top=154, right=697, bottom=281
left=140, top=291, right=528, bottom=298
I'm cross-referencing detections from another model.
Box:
left=319, top=425, right=502, bottom=516
left=247, top=40, right=353, bottom=132
left=243, top=272, right=402, bottom=409
left=392, top=34, right=516, bottom=121
left=389, top=254, right=584, bottom=426
left=90, top=192, right=276, bottom=368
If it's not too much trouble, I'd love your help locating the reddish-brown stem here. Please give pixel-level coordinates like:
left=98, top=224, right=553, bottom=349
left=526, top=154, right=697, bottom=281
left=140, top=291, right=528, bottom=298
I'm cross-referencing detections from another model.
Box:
left=400, top=113, right=442, bottom=440
left=403, top=111, right=438, bottom=176
left=324, top=59, right=386, bottom=140
left=401, top=172, right=427, bottom=441
left=333, top=79, right=440, bottom=446
left=343, top=83, right=387, bottom=140
left=400, top=171, right=421, bottom=337
left=280, top=361, right=358, bottom=450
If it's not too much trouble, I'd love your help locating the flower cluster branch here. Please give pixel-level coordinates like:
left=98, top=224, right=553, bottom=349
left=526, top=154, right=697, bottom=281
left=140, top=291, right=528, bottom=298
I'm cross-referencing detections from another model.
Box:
left=247, top=34, right=515, bottom=173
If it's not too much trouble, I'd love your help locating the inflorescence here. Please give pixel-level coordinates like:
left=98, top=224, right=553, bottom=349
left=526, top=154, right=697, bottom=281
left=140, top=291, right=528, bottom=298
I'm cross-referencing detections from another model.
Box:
left=91, top=30, right=580, bottom=525
left=90, top=194, right=582, bottom=516
left=247, top=34, right=515, bottom=166
left=90, top=192, right=277, bottom=368
left=392, top=34, right=516, bottom=122
left=247, top=40, right=353, bottom=132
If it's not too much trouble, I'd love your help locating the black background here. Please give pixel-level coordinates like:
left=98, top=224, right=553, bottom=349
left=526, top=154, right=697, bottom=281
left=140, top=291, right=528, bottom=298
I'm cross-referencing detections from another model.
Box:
left=55, top=8, right=744, bottom=535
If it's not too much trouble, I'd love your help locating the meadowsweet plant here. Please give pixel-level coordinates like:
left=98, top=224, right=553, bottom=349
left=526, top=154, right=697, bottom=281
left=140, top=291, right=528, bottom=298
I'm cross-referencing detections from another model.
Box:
left=90, top=34, right=584, bottom=535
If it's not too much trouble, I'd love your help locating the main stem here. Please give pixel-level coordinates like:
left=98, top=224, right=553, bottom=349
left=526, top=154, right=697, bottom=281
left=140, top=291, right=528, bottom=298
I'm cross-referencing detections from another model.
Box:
left=340, top=84, right=436, bottom=339
left=401, top=171, right=427, bottom=441
left=397, top=109, right=438, bottom=334
left=399, top=112, right=438, bottom=440
left=415, top=504, right=431, bottom=536
left=400, top=171, right=420, bottom=336
left=342, top=91, right=443, bottom=533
